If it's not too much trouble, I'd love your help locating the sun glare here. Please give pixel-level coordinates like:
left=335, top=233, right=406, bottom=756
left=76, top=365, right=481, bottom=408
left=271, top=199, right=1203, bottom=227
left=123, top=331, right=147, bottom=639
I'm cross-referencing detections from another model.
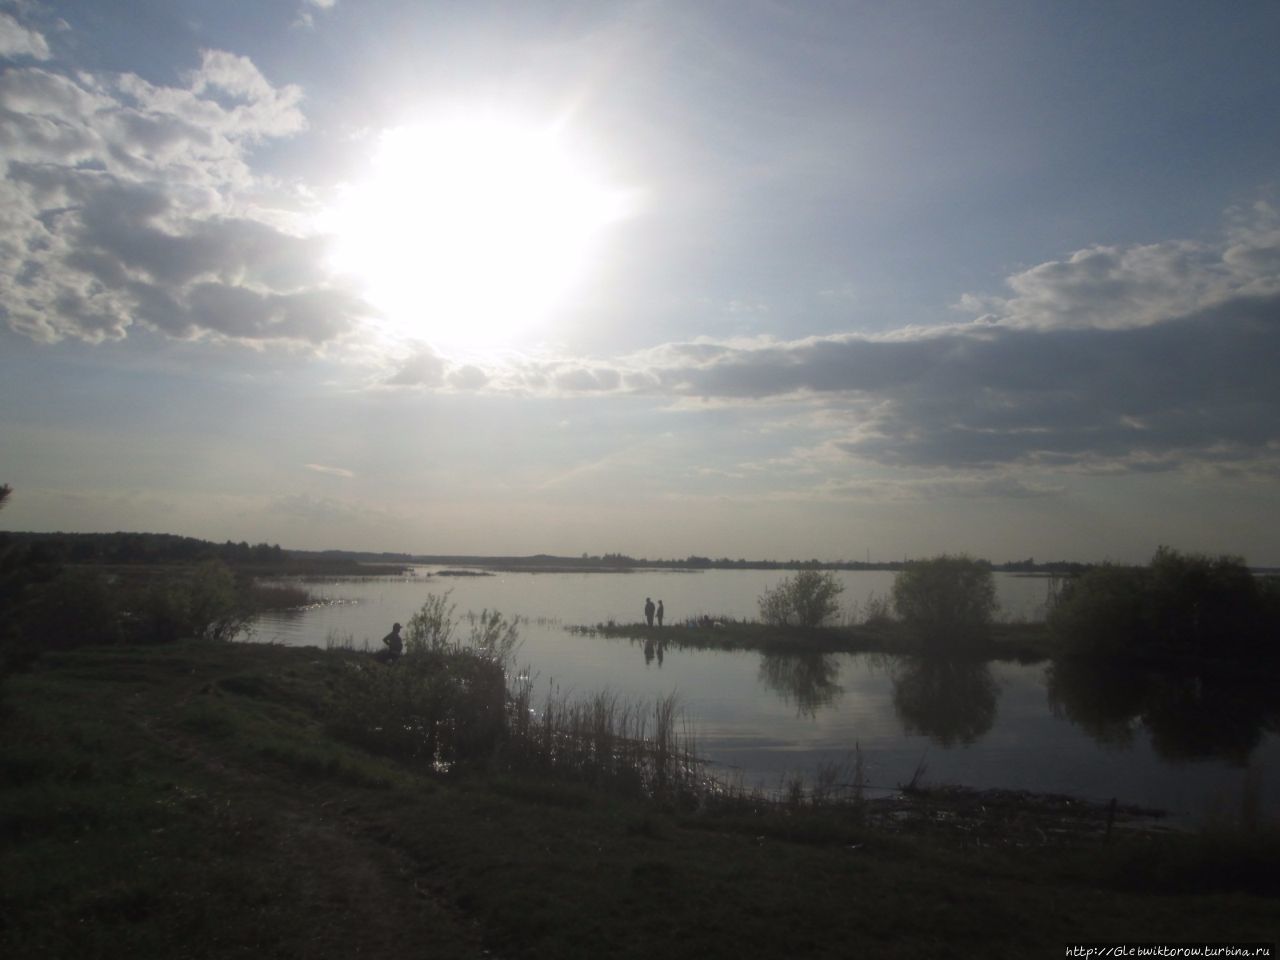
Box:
left=324, top=110, right=632, bottom=350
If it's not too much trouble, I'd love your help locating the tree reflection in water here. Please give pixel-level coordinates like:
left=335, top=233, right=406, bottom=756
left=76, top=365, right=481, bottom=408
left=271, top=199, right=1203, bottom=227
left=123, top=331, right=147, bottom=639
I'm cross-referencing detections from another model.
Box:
left=891, top=657, right=999, bottom=747
left=757, top=652, right=844, bottom=718
left=1047, top=658, right=1279, bottom=766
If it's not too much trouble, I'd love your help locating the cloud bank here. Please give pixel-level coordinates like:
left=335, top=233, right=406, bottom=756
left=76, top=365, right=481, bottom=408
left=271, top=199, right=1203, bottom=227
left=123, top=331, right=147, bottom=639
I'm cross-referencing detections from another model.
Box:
left=385, top=205, right=1280, bottom=476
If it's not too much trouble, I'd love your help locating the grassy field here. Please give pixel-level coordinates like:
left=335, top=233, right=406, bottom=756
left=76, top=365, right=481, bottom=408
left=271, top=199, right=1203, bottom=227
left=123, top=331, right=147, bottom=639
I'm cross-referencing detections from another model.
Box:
left=2, top=641, right=1276, bottom=958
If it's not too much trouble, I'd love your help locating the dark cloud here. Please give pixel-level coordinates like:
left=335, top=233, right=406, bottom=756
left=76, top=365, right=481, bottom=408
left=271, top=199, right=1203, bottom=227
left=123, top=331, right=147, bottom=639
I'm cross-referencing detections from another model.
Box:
left=468, top=286, right=1279, bottom=474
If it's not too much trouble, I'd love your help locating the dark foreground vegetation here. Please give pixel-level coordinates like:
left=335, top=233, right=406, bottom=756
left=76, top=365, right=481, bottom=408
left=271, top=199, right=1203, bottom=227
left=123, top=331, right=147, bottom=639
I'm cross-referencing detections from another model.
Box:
left=3, top=640, right=1276, bottom=959
left=2, top=488, right=1276, bottom=955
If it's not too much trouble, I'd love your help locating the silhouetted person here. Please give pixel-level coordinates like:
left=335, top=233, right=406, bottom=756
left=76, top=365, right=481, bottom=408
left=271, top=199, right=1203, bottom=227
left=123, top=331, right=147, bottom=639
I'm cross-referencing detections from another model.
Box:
left=656, top=600, right=664, bottom=627
left=377, top=622, right=403, bottom=662
left=644, top=597, right=655, bottom=627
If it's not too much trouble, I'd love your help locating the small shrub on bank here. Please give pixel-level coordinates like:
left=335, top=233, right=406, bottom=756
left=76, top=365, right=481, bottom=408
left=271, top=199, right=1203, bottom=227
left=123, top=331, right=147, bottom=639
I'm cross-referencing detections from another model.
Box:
left=465, top=608, right=522, bottom=663
left=891, top=554, right=996, bottom=647
left=404, top=591, right=457, bottom=654
left=758, top=570, right=844, bottom=628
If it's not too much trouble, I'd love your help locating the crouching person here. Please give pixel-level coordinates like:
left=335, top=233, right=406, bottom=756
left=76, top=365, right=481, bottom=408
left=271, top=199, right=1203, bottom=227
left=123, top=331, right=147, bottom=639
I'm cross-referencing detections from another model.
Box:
left=375, top=622, right=403, bottom=663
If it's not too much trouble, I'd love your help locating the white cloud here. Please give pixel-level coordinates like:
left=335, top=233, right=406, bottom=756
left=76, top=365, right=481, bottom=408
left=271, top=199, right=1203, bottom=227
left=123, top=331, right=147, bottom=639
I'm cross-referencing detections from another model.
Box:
left=384, top=345, right=447, bottom=388
left=0, top=22, right=366, bottom=347
left=957, top=202, right=1280, bottom=331
left=294, top=0, right=337, bottom=30
left=0, top=11, right=49, bottom=60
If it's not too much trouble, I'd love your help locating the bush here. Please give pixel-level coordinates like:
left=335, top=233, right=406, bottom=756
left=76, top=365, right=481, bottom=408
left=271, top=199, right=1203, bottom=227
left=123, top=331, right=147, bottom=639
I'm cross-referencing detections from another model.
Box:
left=757, top=570, right=844, bottom=628
left=891, top=554, right=996, bottom=645
left=1045, top=563, right=1149, bottom=657
left=465, top=609, right=522, bottom=664
left=404, top=591, right=457, bottom=655
left=12, top=561, right=250, bottom=654
left=1050, top=547, right=1275, bottom=659
left=329, top=648, right=509, bottom=767
left=23, top=568, right=123, bottom=649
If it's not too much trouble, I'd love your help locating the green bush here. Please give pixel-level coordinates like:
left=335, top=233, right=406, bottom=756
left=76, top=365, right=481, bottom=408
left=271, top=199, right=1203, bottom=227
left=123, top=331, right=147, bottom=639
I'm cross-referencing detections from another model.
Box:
left=891, top=554, right=996, bottom=645
left=329, top=649, right=509, bottom=767
left=465, top=608, right=522, bottom=664
left=330, top=600, right=522, bottom=768
left=1045, top=563, right=1149, bottom=657
left=1049, top=547, right=1275, bottom=659
left=12, top=561, right=249, bottom=653
left=404, top=591, right=457, bottom=655
left=757, top=570, right=844, bottom=628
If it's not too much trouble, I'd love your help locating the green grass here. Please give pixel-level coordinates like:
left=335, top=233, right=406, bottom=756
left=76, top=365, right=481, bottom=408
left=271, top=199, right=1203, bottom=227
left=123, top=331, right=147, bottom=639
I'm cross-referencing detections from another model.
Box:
left=2, top=642, right=1276, bottom=958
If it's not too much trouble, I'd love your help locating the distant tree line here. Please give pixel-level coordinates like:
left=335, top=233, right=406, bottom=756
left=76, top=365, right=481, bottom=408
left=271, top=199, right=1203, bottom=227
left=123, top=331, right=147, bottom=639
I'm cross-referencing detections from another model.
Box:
left=472, top=551, right=1093, bottom=574
left=0, top=532, right=286, bottom=567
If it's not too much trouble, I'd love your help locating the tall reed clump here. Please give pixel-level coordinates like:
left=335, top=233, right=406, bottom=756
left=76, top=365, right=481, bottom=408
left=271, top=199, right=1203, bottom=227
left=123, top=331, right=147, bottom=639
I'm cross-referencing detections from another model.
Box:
left=501, top=683, right=704, bottom=804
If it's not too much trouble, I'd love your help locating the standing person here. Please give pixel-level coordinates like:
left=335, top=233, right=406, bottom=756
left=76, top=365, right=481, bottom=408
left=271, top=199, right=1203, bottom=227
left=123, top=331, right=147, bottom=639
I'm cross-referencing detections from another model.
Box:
left=644, top=597, right=655, bottom=627
left=656, top=600, right=664, bottom=627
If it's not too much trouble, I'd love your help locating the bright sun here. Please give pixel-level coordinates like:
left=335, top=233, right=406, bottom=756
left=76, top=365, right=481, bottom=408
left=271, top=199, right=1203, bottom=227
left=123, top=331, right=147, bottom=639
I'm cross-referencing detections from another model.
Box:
left=324, top=109, right=632, bottom=350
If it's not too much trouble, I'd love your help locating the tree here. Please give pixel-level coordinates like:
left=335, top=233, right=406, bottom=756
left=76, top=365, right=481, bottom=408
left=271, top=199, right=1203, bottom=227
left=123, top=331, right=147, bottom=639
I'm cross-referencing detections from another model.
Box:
left=1049, top=547, right=1274, bottom=658
left=758, top=570, right=844, bottom=628
left=891, top=554, right=996, bottom=645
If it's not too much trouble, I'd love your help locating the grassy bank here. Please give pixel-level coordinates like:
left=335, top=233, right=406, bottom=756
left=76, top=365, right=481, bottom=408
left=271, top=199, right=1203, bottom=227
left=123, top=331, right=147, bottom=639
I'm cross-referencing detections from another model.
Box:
left=2, top=641, right=1275, bottom=958
left=571, top=619, right=1058, bottom=661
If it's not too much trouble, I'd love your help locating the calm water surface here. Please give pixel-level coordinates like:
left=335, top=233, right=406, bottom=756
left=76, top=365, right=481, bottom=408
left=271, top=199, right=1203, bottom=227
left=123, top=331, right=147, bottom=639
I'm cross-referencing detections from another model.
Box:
left=244, top=568, right=1278, bottom=819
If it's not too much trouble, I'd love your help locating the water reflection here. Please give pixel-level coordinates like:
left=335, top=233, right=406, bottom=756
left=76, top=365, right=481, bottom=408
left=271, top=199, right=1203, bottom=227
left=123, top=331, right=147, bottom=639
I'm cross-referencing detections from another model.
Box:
left=891, top=658, right=999, bottom=746
left=642, top=637, right=666, bottom=668
left=757, top=652, right=844, bottom=718
left=1047, top=659, right=1280, bottom=765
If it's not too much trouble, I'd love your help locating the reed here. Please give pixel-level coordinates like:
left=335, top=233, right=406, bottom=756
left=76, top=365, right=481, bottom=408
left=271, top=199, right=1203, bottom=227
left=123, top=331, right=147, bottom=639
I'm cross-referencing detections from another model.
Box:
left=500, top=684, right=704, bottom=804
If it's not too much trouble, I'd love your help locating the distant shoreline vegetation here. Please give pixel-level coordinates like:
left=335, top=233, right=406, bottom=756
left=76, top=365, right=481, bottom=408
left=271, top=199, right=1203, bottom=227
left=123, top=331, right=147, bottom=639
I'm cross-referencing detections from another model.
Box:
left=15, top=531, right=1266, bottom=576
left=7, top=529, right=1280, bottom=579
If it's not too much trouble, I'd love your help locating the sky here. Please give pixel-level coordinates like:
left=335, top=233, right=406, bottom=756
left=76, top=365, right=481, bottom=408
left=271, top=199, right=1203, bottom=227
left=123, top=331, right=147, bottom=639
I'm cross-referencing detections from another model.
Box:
left=2, top=0, right=1279, bottom=564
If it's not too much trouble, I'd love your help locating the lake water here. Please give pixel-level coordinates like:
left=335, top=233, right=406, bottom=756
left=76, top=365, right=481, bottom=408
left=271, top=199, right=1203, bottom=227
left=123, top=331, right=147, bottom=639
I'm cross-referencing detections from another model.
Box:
left=243, top=568, right=1279, bottom=821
